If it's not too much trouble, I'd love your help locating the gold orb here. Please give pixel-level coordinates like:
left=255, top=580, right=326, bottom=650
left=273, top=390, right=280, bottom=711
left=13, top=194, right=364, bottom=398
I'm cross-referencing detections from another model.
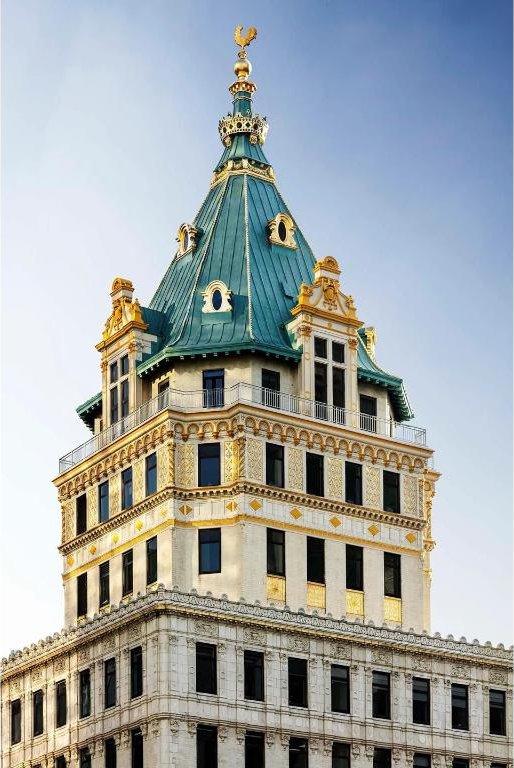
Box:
left=234, top=57, right=251, bottom=80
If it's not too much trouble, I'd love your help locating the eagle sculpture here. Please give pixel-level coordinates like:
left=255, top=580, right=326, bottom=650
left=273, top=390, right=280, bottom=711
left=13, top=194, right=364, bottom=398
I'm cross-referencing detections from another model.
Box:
left=234, top=25, right=257, bottom=50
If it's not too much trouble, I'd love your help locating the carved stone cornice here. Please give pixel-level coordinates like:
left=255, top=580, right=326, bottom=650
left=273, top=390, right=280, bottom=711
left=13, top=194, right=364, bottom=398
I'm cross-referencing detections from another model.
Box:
left=2, top=587, right=511, bottom=678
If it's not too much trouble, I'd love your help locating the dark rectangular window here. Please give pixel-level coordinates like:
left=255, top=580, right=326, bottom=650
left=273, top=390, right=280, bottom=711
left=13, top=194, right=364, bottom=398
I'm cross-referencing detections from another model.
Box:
left=121, top=467, right=133, bottom=510
left=332, top=342, right=345, bottom=364
left=198, top=443, right=221, bottom=486
left=266, top=443, right=284, bottom=487
left=104, top=739, right=116, bottom=768
left=314, top=337, right=327, bottom=358
left=110, top=361, right=118, bottom=383
left=110, top=386, right=119, bottom=425
left=383, top=470, right=400, bottom=513
left=33, top=689, right=44, bottom=736
left=262, top=368, right=280, bottom=408
left=11, top=698, right=21, bottom=744
left=122, top=549, right=133, bottom=595
left=196, top=642, right=217, bottom=695
left=288, top=657, right=308, bottom=707
left=105, top=738, right=117, bottom=768
left=158, top=379, right=169, bottom=408
left=121, top=379, right=129, bottom=418
left=244, top=650, right=264, bottom=701
left=131, top=728, right=143, bottom=768
left=306, top=452, right=324, bottom=496
left=76, top=494, right=87, bottom=535
left=451, top=683, right=469, bottom=730
left=384, top=552, right=401, bottom=598
left=289, top=737, right=308, bottom=768
left=490, top=689, right=506, bottom=735
left=372, top=671, right=390, bottom=719
left=77, top=572, right=88, bottom=617
left=145, top=453, right=157, bottom=496
left=452, top=761, right=469, bottom=768
left=104, top=658, right=116, bottom=709
left=345, top=462, right=362, bottom=505
left=56, top=758, right=67, bottom=768
left=98, top=481, right=109, bottom=523
left=199, top=528, right=221, bottom=574
left=79, top=669, right=91, bottom=718
left=267, top=528, right=285, bottom=576
left=197, top=724, right=217, bottom=768
left=414, top=756, right=430, bottom=768
left=121, top=354, right=129, bottom=376
left=130, top=646, right=143, bottom=699
left=99, top=562, right=110, bottom=607
left=412, top=677, right=430, bottom=725
left=332, top=367, right=345, bottom=410
left=332, top=743, right=350, bottom=768
left=360, top=394, right=377, bottom=432
left=79, top=748, right=91, bottom=768
left=307, top=536, right=325, bottom=584
left=203, top=369, right=224, bottom=408
left=314, top=362, right=328, bottom=419
left=373, top=749, right=391, bottom=768
left=56, top=680, right=67, bottom=727
left=245, top=731, right=264, bottom=768
left=331, top=665, right=350, bottom=713
left=346, top=545, right=363, bottom=591
left=146, top=536, right=158, bottom=585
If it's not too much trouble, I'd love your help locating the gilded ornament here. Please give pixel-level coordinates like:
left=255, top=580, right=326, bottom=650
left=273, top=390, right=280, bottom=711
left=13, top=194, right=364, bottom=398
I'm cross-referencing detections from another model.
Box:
left=346, top=589, right=364, bottom=616
left=368, top=524, right=379, bottom=537
left=249, top=498, right=262, bottom=511
left=246, top=438, right=263, bottom=481
left=364, top=465, right=381, bottom=509
left=289, top=507, right=302, bottom=520
left=266, top=575, right=285, bottom=601
left=384, top=596, right=402, bottom=623
left=287, top=446, right=304, bottom=491
left=327, top=456, right=343, bottom=500
left=307, top=582, right=326, bottom=610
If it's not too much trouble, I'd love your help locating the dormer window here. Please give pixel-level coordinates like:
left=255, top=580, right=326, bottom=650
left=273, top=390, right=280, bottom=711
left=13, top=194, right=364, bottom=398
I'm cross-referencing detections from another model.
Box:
left=202, top=280, right=232, bottom=313
left=268, top=212, right=296, bottom=249
left=176, top=223, right=198, bottom=257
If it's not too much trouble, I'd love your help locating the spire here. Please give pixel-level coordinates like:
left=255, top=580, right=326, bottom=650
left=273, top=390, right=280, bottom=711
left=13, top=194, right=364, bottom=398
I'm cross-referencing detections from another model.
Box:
left=217, top=26, right=268, bottom=153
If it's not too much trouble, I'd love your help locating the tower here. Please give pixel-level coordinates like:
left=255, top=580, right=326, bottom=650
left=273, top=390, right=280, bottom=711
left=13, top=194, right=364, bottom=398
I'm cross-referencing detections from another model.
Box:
left=1, top=28, right=511, bottom=768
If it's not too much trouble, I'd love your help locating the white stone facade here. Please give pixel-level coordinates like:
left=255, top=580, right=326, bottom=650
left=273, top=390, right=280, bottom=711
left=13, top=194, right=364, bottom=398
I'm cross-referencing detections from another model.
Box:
left=2, top=590, right=512, bottom=767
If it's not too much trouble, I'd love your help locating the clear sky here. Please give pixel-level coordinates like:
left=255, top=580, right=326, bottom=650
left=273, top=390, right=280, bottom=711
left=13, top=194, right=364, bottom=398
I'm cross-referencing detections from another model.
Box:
left=1, top=0, right=512, bottom=657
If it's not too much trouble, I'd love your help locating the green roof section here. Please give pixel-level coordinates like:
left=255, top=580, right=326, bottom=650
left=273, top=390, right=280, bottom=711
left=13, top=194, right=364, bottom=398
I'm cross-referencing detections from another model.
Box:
left=76, top=391, right=101, bottom=430
left=357, top=329, right=413, bottom=421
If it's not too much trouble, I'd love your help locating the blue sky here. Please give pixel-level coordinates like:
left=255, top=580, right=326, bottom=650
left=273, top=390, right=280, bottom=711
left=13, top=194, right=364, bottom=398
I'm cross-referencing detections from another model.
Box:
left=1, top=0, right=512, bottom=655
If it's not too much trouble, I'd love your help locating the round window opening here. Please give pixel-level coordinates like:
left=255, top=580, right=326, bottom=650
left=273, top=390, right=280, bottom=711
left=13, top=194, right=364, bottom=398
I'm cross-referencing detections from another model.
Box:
left=212, top=289, right=223, bottom=311
left=278, top=220, right=287, bottom=242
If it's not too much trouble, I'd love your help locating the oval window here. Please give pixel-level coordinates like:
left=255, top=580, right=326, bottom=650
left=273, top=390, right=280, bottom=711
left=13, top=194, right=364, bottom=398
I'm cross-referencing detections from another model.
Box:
left=212, top=289, right=223, bottom=311
left=182, top=230, right=189, bottom=252
left=278, top=220, right=287, bottom=242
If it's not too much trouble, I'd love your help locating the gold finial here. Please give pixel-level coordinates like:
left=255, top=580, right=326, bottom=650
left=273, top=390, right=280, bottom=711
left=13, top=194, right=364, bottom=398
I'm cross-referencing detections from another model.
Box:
left=233, top=25, right=257, bottom=83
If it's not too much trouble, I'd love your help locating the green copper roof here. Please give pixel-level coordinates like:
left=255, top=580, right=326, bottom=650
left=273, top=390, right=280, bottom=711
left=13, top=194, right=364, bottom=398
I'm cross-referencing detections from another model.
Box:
left=357, top=329, right=413, bottom=421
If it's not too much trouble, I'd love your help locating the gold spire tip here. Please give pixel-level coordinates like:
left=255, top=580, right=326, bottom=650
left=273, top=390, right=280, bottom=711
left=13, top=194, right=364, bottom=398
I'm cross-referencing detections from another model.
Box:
left=233, top=25, right=257, bottom=82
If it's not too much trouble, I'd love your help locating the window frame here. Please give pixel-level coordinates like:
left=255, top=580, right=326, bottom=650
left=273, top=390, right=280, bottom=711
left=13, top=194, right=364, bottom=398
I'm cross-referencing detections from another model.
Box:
left=202, top=369, right=225, bottom=408
left=331, top=664, right=350, bottom=714
left=130, top=646, right=143, bottom=699
left=306, top=536, right=325, bottom=584
left=489, top=689, right=506, bottom=735
left=265, top=442, right=285, bottom=488
left=384, top=551, right=401, bottom=598
left=245, top=730, right=265, bottom=768
left=55, top=679, right=67, bottom=728
left=11, top=698, right=21, bottom=745
left=451, top=683, right=469, bottom=731
left=77, top=572, right=88, bottom=618
left=195, top=642, right=217, bottom=695
left=145, top=452, right=157, bottom=496
left=197, top=724, right=217, bottom=768
left=383, top=470, right=400, bottom=513
left=267, top=528, right=285, bottom=577
left=412, top=677, right=430, bottom=725
left=33, top=688, right=44, bottom=736
left=146, top=536, right=158, bottom=585
left=288, top=657, right=308, bottom=708
left=306, top=452, right=324, bottom=497
left=345, top=544, right=363, bottom=591
left=121, top=467, right=133, bottom=510
left=79, top=668, right=91, bottom=719
left=122, top=549, right=133, bottom=596
left=104, top=657, right=116, bottom=709
left=76, top=493, right=87, bottom=535
left=332, top=742, right=350, bottom=768
left=99, top=561, right=110, bottom=608
left=372, top=670, right=391, bottom=720
left=244, top=649, right=265, bottom=702
left=198, top=528, right=221, bottom=574
left=198, top=442, right=221, bottom=487
left=345, top=461, right=362, bottom=506
left=98, top=480, right=109, bottom=523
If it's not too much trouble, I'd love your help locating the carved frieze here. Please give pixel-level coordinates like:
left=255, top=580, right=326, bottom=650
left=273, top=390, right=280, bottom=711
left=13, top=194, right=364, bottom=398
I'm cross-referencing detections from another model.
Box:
left=86, top=486, right=96, bottom=529
left=365, top=465, right=381, bottom=509
left=133, top=459, right=145, bottom=505
left=246, top=438, right=263, bottom=482
left=403, top=475, right=418, bottom=517
left=287, top=446, right=304, bottom=491
left=61, top=500, right=74, bottom=544
left=224, top=440, right=238, bottom=484
left=327, top=457, right=343, bottom=500
left=176, top=444, right=195, bottom=487
left=109, top=474, right=120, bottom=516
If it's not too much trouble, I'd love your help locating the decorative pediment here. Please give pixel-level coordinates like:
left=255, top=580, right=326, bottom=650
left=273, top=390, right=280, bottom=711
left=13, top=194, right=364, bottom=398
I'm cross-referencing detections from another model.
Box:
left=96, top=277, right=148, bottom=350
left=291, top=256, right=362, bottom=327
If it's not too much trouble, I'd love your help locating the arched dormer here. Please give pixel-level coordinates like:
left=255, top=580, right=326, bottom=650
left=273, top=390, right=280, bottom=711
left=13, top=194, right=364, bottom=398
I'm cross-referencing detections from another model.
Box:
left=268, top=212, right=296, bottom=249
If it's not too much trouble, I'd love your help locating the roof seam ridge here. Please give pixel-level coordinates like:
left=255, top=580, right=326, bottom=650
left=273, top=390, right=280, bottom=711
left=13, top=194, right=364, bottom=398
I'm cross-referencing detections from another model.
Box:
left=243, top=173, right=255, bottom=340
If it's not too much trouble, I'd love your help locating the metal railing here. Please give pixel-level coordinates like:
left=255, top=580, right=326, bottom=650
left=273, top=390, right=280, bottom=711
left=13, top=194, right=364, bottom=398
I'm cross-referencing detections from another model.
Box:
left=59, top=383, right=427, bottom=473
